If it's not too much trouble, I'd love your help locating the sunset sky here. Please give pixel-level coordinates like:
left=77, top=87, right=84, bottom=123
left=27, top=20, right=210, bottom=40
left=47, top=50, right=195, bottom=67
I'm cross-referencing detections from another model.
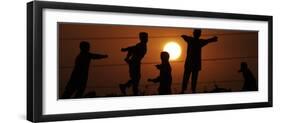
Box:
left=58, top=23, right=258, bottom=97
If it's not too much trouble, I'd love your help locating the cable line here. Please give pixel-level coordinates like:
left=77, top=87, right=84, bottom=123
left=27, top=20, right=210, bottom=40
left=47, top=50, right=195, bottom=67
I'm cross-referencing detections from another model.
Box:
left=60, top=56, right=257, bottom=68
left=60, top=32, right=256, bottom=41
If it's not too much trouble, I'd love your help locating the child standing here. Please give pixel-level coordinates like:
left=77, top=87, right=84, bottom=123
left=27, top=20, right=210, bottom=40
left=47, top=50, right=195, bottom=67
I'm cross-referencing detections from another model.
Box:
left=61, top=41, right=108, bottom=99
left=181, top=29, right=218, bottom=93
left=119, top=32, right=148, bottom=96
left=148, top=52, right=172, bottom=95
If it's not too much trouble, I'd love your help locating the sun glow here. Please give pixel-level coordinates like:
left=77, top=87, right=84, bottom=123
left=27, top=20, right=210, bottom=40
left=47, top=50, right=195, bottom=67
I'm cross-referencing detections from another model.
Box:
left=163, top=42, right=182, bottom=61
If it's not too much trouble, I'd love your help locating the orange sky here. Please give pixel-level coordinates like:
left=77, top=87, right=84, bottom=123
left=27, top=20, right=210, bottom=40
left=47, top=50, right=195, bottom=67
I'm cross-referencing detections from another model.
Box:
left=58, top=23, right=258, bottom=97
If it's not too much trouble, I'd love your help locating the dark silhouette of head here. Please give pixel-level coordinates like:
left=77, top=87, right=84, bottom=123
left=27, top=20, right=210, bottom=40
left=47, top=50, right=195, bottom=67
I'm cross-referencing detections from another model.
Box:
left=238, top=62, right=248, bottom=72
left=193, top=29, right=202, bottom=39
left=139, top=32, right=148, bottom=43
left=161, top=51, right=170, bottom=62
left=80, top=41, right=90, bottom=52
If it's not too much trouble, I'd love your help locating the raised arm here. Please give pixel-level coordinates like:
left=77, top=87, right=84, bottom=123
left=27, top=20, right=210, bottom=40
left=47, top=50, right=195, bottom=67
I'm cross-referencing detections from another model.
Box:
left=181, top=35, right=193, bottom=43
left=200, top=36, right=218, bottom=47
left=121, top=45, right=135, bottom=52
left=90, top=53, right=108, bottom=59
left=121, top=45, right=135, bottom=62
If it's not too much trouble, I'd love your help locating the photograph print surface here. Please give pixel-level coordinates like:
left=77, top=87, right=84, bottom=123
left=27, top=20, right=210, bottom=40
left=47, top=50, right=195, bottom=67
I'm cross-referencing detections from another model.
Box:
left=58, top=23, right=258, bottom=99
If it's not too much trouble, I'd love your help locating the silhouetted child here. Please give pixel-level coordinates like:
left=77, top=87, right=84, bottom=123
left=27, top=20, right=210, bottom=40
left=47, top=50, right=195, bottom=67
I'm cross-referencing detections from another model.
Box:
left=61, top=41, right=108, bottom=99
left=119, top=32, right=148, bottom=96
left=148, top=52, right=172, bottom=95
left=181, top=29, right=218, bottom=93
left=238, top=62, right=258, bottom=91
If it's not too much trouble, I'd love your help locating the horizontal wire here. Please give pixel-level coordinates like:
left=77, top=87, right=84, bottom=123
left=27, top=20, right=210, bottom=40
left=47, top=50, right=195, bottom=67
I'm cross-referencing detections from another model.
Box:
left=59, top=56, right=254, bottom=89
left=82, top=79, right=244, bottom=89
left=60, top=56, right=257, bottom=68
left=60, top=32, right=256, bottom=41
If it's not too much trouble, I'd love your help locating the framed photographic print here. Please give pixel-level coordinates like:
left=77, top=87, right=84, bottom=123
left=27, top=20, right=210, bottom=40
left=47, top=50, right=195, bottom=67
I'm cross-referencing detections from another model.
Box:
left=27, top=1, right=273, bottom=122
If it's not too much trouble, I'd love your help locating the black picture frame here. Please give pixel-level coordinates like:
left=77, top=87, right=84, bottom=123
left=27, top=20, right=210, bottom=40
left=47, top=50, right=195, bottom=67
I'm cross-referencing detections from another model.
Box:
left=27, top=1, right=273, bottom=122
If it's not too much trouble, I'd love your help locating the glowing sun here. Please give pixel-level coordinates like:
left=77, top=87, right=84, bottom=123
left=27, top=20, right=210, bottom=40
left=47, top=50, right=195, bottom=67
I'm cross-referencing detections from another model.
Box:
left=163, top=42, right=182, bottom=60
